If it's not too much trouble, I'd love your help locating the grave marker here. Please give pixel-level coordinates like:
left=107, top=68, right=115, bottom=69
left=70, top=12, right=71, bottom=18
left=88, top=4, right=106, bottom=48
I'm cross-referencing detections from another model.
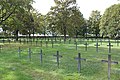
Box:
left=75, top=53, right=86, bottom=73
left=40, top=49, right=43, bottom=63
left=94, top=40, right=100, bottom=52
left=53, top=51, right=62, bottom=67
left=107, top=40, right=113, bottom=53
left=75, top=41, right=77, bottom=50
left=28, top=48, right=32, bottom=61
left=84, top=42, right=89, bottom=51
left=18, top=47, right=22, bottom=58
left=101, top=55, right=118, bottom=80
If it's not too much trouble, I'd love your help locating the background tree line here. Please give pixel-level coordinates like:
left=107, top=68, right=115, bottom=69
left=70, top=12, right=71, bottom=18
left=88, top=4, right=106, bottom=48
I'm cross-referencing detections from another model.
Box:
left=0, top=0, right=120, bottom=41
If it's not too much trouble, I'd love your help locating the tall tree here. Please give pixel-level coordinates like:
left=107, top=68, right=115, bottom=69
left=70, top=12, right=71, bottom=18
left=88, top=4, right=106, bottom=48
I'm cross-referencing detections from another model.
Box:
left=0, top=0, right=34, bottom=25
left=100, top=4, right=120, bottom=38
left=88, top=10, right=101, bottom=38
left=48, top=0, right=84, bottom=41
left=0, top=0, right=34, bottom=40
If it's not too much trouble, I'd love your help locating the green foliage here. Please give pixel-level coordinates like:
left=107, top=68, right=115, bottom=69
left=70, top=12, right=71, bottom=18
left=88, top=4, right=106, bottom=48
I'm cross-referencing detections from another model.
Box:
left=0, top=0, right=34, bottom=25
left=47, top=0, right=85, bottom=38
left=100, top=4, right=120, bottom=38
left=88, top=10, right=101, bottom=37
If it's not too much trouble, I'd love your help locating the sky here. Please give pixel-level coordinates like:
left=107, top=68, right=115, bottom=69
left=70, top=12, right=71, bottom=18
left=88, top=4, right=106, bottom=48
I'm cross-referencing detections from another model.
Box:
left=32, top=0, right=119, bottom=19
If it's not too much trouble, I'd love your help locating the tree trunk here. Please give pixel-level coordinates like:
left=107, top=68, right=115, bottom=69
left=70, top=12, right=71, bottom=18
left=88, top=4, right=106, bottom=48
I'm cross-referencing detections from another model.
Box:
left=63, top=25, right=66, bottom=42
left=33, top=29, right=35, bottom=42
left=15, top=30, right=19, bottom=41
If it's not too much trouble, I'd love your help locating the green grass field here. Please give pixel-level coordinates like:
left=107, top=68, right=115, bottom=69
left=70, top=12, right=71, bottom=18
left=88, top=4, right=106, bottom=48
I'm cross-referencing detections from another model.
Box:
left=0, top=38, right=120, bottom=80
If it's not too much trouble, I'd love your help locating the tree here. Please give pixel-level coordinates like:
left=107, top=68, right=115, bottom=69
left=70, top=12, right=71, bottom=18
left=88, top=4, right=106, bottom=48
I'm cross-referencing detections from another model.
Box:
left=0, top=0, right=34, bottom=40
left=0, top=0, right=34, bottom=25
left=48, top=0, right=85, bottom=41
left=100, top=4, right=120, bottom=38
left=88, top=10, right=101, bottom=38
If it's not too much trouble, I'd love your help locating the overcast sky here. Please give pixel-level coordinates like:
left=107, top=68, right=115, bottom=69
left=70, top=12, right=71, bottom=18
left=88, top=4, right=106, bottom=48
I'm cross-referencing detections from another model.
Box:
left=32, top=0, right=119, bottom=19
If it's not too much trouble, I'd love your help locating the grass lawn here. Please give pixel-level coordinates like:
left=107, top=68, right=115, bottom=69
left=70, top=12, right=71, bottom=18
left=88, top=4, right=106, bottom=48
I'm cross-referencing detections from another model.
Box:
left=0, top=38, right=120, bottom=80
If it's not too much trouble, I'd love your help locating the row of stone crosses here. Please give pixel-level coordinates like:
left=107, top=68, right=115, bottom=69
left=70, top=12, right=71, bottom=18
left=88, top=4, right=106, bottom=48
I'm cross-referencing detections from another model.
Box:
left=18, top=46, right=118, bottom=80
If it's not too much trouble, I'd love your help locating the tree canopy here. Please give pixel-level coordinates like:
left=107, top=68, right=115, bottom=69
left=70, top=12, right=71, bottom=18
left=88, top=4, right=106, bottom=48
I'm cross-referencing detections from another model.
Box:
left=47, top=0, right=85, bottom=40
left=100, top=3, right=120, bottom=38
left=88, top=10, right=101, bottom=37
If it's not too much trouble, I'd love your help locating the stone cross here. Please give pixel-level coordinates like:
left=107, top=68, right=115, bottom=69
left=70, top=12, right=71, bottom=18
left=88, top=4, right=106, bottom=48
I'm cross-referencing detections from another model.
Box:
left=53, top=51, right=62, bottom=67
left=101, top=55, right=118, bottom=80
left=107, top=40, right=113, bottom=53
left=40, top=49, right=44, bottom=63
left=75, top=53, right=86, bottom=73
left=94, top=40, right=100, bottom=52
left=28, top=48, right=32, bottom=61
left=84, top=42, right=89, bottom=51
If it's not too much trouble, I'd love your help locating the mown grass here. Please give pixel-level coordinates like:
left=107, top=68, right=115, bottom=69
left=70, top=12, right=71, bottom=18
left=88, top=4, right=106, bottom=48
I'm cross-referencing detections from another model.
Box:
left=0, top=38, right=120, bottom=80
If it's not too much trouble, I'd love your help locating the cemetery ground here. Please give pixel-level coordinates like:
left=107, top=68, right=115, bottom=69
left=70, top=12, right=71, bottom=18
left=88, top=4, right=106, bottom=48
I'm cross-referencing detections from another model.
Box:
left=0, top=38, right=120, bottom=80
